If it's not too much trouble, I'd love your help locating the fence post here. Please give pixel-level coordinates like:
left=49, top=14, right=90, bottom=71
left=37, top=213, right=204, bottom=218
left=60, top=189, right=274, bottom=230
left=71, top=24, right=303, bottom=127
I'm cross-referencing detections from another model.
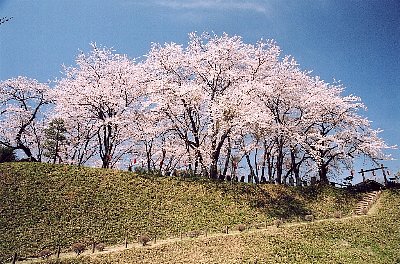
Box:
left=154, top=234, right=157, bottom=244
left=57, top=245, right=61, bottom=258
left=381, top=164, right=388, bottom=186
left=361, top=169, right=365, bottom=182
left=311, top=176, right=316, bottom=185
left=92, top=242, right=96, bottom=253
left=125, top=236, right=128, bottom=248
left=225, top=226, right=229, bottom=234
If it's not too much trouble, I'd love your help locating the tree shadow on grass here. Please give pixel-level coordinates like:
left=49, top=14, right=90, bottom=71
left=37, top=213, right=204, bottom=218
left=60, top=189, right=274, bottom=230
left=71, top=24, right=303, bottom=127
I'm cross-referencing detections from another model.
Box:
left=263, top=194, right=310, bottom=219
left=215, top=181, right=311, bottom=219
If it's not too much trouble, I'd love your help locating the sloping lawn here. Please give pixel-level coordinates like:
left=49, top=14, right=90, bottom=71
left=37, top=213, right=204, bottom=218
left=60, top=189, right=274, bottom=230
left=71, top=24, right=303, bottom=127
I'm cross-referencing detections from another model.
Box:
left=0, top=162, right=360, bottom=262
left=41, top=190, right=400, bottom=264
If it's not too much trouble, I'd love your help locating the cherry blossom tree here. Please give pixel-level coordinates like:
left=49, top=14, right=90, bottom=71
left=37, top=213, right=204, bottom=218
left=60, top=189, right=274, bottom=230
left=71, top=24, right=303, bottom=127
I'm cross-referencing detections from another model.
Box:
left=0, top=76, right=51, bottom=161
left=228, top=48, right=391, bottom=184
left=143, top=32, right=392, bottom=183
left=144, top=32, right=282, bottom=179
left=1, top=32, right=391, bottom=184
left=299, top=80, right=392, bottom=183
left=52, top=44, right=144, bottom=168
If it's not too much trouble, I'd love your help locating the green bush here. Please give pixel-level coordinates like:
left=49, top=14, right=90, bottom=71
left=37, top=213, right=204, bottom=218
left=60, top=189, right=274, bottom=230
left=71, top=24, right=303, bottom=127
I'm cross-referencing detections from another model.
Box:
left=71, top=243, right=86, bottom=255
left=138, top=235, right=150, bottom=246
left=95, top=243, right=105, bottom=252
left=0, top=146, right=17, bottom=163
left=38, top=249, right=52, bottom=259
left=237, top=224, right=246, bottom=232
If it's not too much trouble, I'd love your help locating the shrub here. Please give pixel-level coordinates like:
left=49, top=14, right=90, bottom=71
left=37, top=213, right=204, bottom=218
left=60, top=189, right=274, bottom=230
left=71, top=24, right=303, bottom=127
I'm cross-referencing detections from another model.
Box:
left=38, top=249, right=52, bottom=259
left=95, top=243, right=105, bottom=252
left=305, top=214, right=314, bottom=222
left=138, top=234, right=151, bottom=246
left=134, top=167, right=146, bottom=174
left=333, top=211, right=343, bottom=218
left=274, top=219, right=283, bottom=228
left=187, top=230, right=201, bottom=238
left=254, top=223, right=266, bottom=229
left=237, top=224, right=246, bottom=232
left=0, top=146, right=17, bottom=163
left=71, top=242, right=86, bottom=255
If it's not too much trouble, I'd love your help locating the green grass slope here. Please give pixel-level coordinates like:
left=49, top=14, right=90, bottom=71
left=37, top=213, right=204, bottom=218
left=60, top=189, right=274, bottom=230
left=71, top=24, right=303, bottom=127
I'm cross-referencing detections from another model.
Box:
left=58, top=189, right=400, bottom=264
left=0, top=162, right=360, bottom=262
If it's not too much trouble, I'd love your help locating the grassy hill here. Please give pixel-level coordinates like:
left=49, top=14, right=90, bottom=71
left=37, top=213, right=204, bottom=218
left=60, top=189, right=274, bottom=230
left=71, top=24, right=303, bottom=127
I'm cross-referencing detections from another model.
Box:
left=0, top=162, right=361, bottom=262
left=44, top=189, right=400, bottom=264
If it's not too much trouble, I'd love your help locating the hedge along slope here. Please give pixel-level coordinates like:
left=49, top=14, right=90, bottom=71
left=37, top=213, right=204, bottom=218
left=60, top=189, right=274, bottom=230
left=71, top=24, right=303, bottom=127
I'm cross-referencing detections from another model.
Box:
left=0, top=162, right=360, bottom=261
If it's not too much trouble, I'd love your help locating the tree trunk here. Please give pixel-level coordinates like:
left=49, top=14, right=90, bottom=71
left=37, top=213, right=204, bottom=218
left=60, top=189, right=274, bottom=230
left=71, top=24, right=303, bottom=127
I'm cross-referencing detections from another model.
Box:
left=254, top=147, right=259, bottom=178
left=275, top=137, right=284, bottom=184
left=209, top=127, right=219, bottom=179
left=210, top=159, right=218, bottom=179
left=275, top=151, right=283, bottom=184
left=318, top=164, right=329, bottom=184
left=100, top=124, right=113, bottom=169
left=222, top=138, right=231, bottom=178
left=267, top=152, right=273, bottom=182
left=52, top=130, right=60, bottom=164
left=290, top=149, right=301, bottom=186
left=209, top=128, right=231, bottom=179
left=146, top=142, right=152, bottom=172
left=17, top=143, right=37, bottom=162
left=261, top=142, right=268, bottom=181
left=245, top=153, right=256, bottom=179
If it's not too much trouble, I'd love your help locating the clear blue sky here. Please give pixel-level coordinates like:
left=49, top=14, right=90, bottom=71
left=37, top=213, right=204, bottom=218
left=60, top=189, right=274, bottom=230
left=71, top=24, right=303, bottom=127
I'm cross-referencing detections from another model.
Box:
left=1, top=0, right=399, bottom=175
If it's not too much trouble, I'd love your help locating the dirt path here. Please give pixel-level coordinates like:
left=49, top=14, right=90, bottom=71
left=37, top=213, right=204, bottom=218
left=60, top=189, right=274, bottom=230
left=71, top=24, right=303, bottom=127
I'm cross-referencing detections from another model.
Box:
left=19, top=194, right=381, bottom=263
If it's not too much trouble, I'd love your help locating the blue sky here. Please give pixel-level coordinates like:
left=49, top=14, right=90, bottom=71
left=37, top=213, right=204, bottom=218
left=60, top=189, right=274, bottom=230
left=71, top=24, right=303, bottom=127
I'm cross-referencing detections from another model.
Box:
left=1, top=0, right=399, bottom=176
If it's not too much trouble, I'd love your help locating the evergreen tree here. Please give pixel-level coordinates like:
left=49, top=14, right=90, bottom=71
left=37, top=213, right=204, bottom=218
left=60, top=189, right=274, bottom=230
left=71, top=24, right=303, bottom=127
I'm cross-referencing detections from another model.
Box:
left=43, top=119, right=67, bottom=164
left=0, top=146, right=17, bottom=163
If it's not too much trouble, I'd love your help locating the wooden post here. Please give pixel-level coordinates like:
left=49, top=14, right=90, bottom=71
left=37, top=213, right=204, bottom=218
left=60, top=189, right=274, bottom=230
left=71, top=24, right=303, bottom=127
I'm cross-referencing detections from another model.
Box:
left=12, top=253, right=17, bottom=264
left=311, top=176, right=316, bottom=185
left=225, top=226, right=229, bottom=234
left=247, top=174, right=252, bottom=184
left=381, top=164, right=388, bottom=186
left=125, top=236, right=128, bottom=248
left=289, top=177, right=294, bottom=186
left=154, top=234, right=156, bottom=244
left=92, top=242, right=96, bottom=253
left=57, top=245, right=61, bottom=258
left=361, top=169, right=365, bottom=182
